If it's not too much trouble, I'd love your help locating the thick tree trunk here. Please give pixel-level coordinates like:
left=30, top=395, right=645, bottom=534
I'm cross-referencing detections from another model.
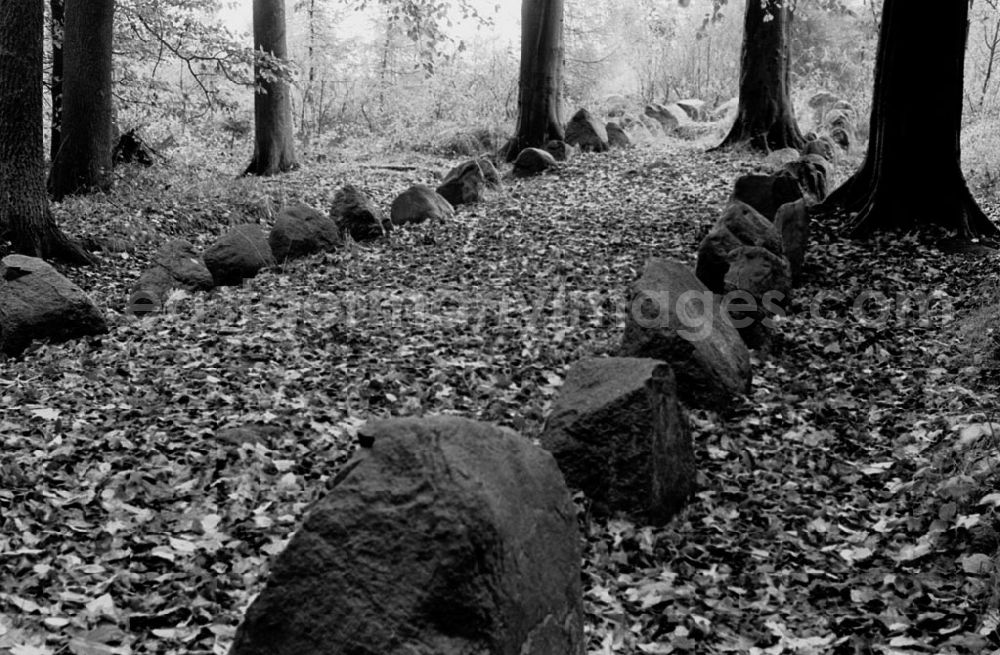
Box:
left=49, top=0, right=63, bottom=163
left=48, top=0, right=114, bottom=201
left=0, top=1, right=92, bottom=265
left=243, top=0, right=298, bottom=176
left=823, top=0, right=999, bottom=240
left=504, top=0, right=564, bottom=162
left=715, top=0, right=803, bottom=153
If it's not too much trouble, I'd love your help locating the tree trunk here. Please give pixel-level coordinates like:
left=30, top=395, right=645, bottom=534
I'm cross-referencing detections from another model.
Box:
left=243, top=0, right=298, bottom=176
left=48, top=0, right=114, bottom=201
left=0, top=1, right=92, bottom=265
left=504, top=0, right=565, bottom=162
left=49, top=0, right=63, bottom=163
left=715, top=0, right=803, bottom=153
left=822, top=0, right=999, bottom=240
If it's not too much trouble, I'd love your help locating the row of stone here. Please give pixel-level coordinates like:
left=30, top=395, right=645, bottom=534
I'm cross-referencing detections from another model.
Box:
left=508, top=102, right=719, bottom=176
left=534, top=147, right=833, bottom=525
left=131, top=159, right=502, bottom=313
left=0, top=159, right=505, bottom=355
left=225, top=147, right=832, bottom=655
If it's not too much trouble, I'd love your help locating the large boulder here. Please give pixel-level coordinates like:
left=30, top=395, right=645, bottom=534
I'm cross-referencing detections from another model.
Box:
left=732, top=172, right=803, bottom=221
left=0, top=255, right=107, bottom=356
left=203, top=224, right=274, bottom=286
left=606, top=122, right=632, bottom=148
left=436, top=159, right=499, bottom=207
left=228, top=416, right=584, bottom=655
left=774, top=199, right=810, bottom=283
left=619, top=258, right=751, bottom=409
left=330, top=184, right=390, bottom=242
left=513, top=147, right=558, bottom=177
left=644, top=103, right=691, bottom=132
left=564, top=108, right=609, bottom=152
left=696, top=201, right=783, bottom=294
left=540, top=357, right=695, bottom=524
left=389, top=185, right=455, bottom=226
left=130, top=239, right=214, bottom=313
left=269, top=203, right=341, bottom=262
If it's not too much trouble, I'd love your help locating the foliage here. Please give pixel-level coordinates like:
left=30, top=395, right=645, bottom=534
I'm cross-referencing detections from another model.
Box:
left=113, top=0, right=253, bottom=126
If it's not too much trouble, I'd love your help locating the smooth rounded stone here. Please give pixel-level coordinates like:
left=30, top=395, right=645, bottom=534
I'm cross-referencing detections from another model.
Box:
left=130, top=239, right=214, bottom=313
left=268, top=203, right=341, bottom=263
left=0, top=255, right=107, bottom=356
left=436, top=159, right=499, bottom=207
left=606, top=122, right=632, bottom=148
left=774, top=199, right=810, bottom=283
left=619, top=258, right=751, bottom=410
left=732, top=172, right=803, bottom=221
left=330, top=184, right=390, bottom=242
left=696, top=201, right=783, bottom=294
left=644, top=103, right=692, bottom=132
left=389, top=184, right=455, bottom=226
left=228, top=416, right=584, bottom=655
left=513, top=147, right=559, bottom=177
left=203, top=223, right=275, bottom=286
left=564, top=108, right=609, bottom=152
left=540, top=357, right=696, bottom=524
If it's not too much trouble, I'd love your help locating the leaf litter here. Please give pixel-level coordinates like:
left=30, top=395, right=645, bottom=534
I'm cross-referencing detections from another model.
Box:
left=1, top=141, right=999, bottom=654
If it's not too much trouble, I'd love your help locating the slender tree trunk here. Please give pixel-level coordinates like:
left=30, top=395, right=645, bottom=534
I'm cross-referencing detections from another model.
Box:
left=49, top=0, right=63, bottom=163
left=48, top=0, right=114, bottom=201
left=0, top=1, right=92, bottom=265
left=504, top=0, right=565, bottom=162
left=715, top=0, right=803, bottom=153
left=243, top=0, right=298, bottom=176
left=822, top=0, right=999, bottom=240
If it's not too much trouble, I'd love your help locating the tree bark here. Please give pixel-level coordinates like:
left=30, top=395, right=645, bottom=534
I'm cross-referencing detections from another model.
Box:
left=48, top=0, right=114, bottom=201
left=822, top=0, right=999, bottom=240
left=715, top=0, right=803, bottom=153
left=49, top=0, right=63, bottom=163
left=243, top=0, right=298, bottom=176
left=504, top=0, right=565, bottom=162
left=0, top=1, right=92, bottom=264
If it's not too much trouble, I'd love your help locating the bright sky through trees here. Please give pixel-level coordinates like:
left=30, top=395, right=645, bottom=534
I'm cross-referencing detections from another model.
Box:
left=218, top=0, right=517, bottom=45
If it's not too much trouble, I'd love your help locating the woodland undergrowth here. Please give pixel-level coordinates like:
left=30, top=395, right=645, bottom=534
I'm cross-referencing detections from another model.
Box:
left=1, top=139, right=999, bottom=654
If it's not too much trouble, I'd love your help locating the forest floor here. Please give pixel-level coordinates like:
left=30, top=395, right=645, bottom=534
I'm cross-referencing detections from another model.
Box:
left=2, top=137, right=1000, bottom=655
